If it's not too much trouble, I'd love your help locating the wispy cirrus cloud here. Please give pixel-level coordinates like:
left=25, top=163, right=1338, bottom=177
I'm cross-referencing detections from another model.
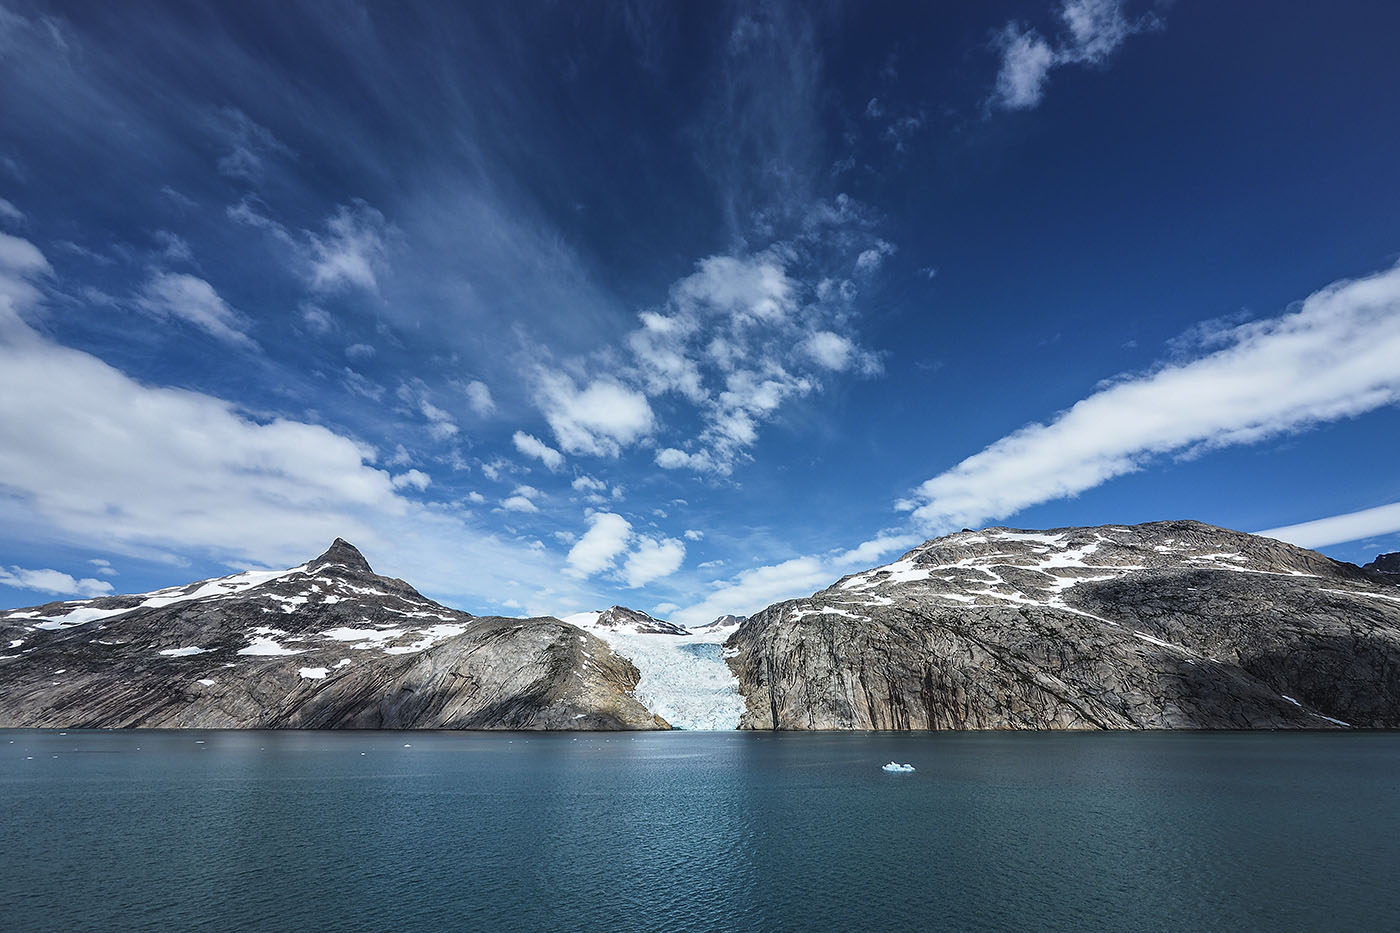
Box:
left=211, top=106, right=292, bottom=182
left=639, top=242, right=883, bottom=475
left=903, top=262, right=1400, bottom=533
left=991, top=0, right=1161, bottom=111
left=0, top=234, right=595, bottom=615
left=135, top=272, right=256, bottom=349
left=229, top=198, right=394, bottom=298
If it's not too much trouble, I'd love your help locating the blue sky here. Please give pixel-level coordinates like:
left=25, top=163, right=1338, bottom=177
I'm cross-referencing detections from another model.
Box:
left=1, top=0, right=1398, bottom=623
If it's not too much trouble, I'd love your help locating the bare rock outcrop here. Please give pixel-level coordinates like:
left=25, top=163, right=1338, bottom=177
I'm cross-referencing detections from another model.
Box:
left=724, top=520, right=1400, bottom=730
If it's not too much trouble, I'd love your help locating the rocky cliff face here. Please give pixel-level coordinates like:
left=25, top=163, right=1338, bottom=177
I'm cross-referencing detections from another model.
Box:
left=1364, top=552, right=1400, bottom=575
left=724, top=520, right=1400, bottom=730
left=0, top=540, right=666, bottom=730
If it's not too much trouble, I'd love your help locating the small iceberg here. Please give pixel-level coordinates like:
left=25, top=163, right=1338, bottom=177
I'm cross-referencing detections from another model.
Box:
left=882, top=761, right=916, bottom=773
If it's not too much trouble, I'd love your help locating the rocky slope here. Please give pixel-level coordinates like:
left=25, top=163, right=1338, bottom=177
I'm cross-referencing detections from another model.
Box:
left=724, top=520, right=1400, bottom=730
left=0, top=540, right=666, bottom=730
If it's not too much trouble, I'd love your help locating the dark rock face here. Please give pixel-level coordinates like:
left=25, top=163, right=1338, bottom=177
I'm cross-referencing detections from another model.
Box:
left=1364, top=552, right=1400, bottom=575
left=0, top=540, right=666, bottom=730
left=724, top=520, right=1400, bottom=730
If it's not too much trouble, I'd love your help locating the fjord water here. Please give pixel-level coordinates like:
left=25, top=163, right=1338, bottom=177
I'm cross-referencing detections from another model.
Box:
left=3, top=731, right=1397, bottom=931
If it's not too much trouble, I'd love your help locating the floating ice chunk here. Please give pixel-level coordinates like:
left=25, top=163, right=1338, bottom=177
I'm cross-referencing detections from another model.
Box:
left=882, top=762, right=916, bottom=773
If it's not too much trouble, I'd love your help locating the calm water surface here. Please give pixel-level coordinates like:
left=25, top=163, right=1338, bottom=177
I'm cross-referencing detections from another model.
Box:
left=2, top=730, right=1397, bottom=931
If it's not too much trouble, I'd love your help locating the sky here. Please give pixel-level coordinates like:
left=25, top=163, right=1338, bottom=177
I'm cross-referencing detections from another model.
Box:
left=1, top=0, right=1398, bottom=624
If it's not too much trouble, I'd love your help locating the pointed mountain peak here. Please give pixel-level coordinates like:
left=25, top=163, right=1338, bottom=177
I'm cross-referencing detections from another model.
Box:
left=310, top=538, right=374, bottom=574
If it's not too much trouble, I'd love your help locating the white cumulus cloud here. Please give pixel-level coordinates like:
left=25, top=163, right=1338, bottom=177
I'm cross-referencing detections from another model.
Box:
left=501, top=495, right=538, bottom=513
left=536, top=373, right=655, bottom=457
left=512, top=431, right=564, bottom=471
left=621, top=536, right=686, bottom=588
left=390, top=469, right=431, bottom=492
left=565, top=512, right=633, bottom=577
left=0, top=566, right=114, bottom=598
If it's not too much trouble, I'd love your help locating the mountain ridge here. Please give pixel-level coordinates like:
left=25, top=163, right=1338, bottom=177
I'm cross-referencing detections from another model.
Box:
left=723, top=519, right=1400, bottom=730
left=4, top=521, right=1399, bottom=732
left=0, top=540, right=666, bottom=730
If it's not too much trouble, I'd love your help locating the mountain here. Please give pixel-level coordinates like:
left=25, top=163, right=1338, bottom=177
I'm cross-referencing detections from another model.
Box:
left=1364, top=552, right=1400, bottom=575
left=0, top=539, right=666, bottom=730
left=723, top=520, right=1400, bottom=730
left=695, top=614, right=747, bottom=631
left=561, top=605, right=689, bottom=635
left=7, top=523, right=1399, bottom=734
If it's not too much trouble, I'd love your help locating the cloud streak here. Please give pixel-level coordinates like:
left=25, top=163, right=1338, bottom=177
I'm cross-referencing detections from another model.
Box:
left=906, top=263, right=1400, bottom=533
left=1259, top=502, right=1400, bottom=550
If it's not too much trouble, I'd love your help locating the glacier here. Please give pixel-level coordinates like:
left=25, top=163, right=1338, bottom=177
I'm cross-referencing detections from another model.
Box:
left=562, top=611, right=745, bottom=730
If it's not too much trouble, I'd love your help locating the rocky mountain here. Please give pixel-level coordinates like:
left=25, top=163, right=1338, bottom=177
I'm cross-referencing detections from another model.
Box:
left=696, top=614, right=747, bottom=631
left=561, top=605, right=689, bottom=636
left=1364, top=552, right=1400, bottom=575
left=724, top=520, right=1400, bottom=730
left=0, top=539, right=666, bottom=730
